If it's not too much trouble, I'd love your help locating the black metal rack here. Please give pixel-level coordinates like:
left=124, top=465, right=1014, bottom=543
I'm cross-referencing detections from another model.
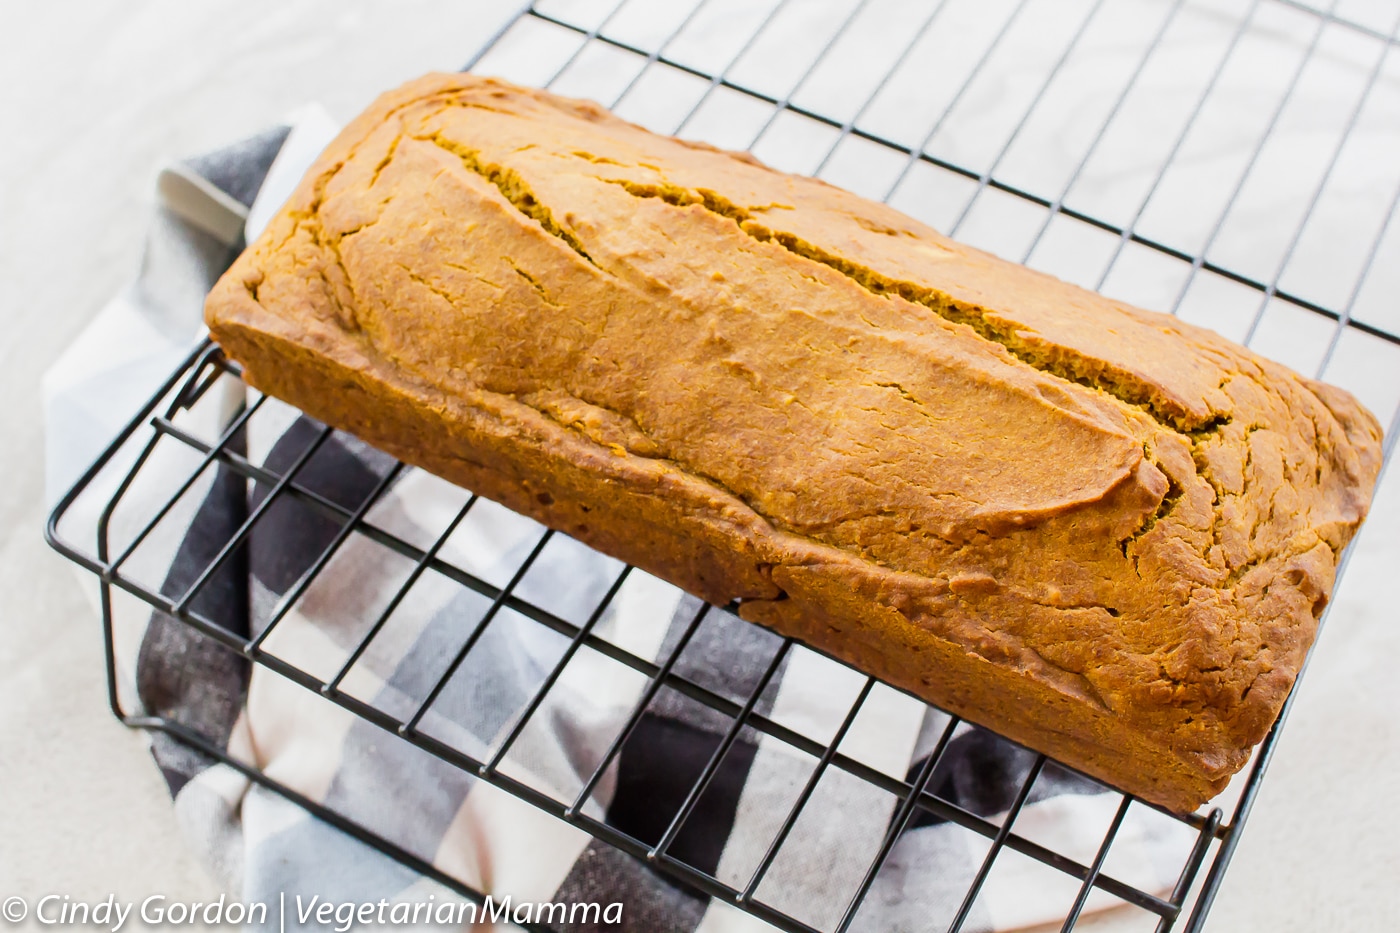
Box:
left=45, top=1, right=1400, bottom=930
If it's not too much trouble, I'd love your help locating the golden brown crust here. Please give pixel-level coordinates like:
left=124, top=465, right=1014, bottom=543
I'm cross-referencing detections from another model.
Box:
left=206, top=73, right=1383, bottom=811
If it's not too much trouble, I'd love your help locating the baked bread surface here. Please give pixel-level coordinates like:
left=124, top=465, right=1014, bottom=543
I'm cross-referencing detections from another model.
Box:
left=206, top=73, right=1383, bottom=811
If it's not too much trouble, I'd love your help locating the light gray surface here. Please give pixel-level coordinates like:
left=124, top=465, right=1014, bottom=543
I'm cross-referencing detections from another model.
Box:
left=2, top=1, right=1397, bottom=930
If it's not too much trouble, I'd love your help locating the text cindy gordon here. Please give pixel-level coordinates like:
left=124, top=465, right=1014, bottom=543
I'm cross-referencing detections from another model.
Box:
left=8, top=893, right=622, bottom=930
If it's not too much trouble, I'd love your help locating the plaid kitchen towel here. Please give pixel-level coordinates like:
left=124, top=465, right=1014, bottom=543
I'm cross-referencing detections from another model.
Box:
left=44, top=113, right=1197, bottom=933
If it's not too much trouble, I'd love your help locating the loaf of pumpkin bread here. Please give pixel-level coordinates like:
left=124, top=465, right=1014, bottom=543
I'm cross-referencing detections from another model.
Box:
left=206, top=73, right=1383, bottom=811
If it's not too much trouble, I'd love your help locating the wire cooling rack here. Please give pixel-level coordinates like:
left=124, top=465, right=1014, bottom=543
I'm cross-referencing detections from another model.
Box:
left=46, top=0, right=1400, bottom=930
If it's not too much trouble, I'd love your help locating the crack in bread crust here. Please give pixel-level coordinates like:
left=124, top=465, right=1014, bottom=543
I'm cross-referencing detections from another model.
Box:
left=600, top=177, right=1229, bottom=436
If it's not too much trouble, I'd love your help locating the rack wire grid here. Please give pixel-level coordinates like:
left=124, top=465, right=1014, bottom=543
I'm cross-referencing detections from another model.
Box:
left=45, top=0, right=1400, bottom=930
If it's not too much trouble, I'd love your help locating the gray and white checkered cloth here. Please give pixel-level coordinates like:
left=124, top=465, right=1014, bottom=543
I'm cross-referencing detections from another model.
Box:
left=44, top=109, right=1195, bottom=933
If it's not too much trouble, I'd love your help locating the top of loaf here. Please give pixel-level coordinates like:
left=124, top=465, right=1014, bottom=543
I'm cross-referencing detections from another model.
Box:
left=212, top=73, right=1383, bottom=786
